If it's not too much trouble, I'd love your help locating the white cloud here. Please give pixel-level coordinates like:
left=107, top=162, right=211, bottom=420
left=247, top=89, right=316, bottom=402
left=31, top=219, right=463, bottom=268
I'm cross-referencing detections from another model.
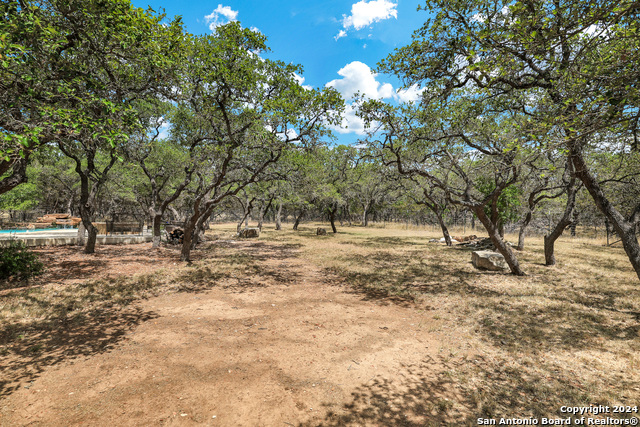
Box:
left=265, top=124, right=300, bottom=141
left=293, top=73, right=313, bottom=91
left=285, top=128, right=298, bottom=140
left=334, top=30, right=347, bottom=41
left=204, top=4, right=239, bottom=31
left=325, top=61, right=395, bottom=135
left=394, top=84, right=426, bottom=103
left=325, top=61, right=393, bottom=100
left=342, top=0, right=397, bottom=30
left=330, top=103, right=369, bottom=135
left=158, top=120, right=170, bottom=140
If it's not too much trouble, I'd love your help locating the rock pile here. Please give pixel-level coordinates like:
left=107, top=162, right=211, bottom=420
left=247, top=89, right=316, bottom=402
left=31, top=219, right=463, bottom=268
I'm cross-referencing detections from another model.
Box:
left=32, top=213, right=81, bottom=229
left=238, top=228, right=260, bottom=238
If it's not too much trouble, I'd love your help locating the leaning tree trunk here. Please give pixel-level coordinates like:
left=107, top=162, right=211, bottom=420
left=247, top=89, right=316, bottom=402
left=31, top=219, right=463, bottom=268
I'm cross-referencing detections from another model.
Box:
left=436, top=215, right=452, bottom=246
left=571, top=146, right=640, bottom=281
left=544, top=178, right=577, bottom=266
left=422, top=193, right=451, bottom=246
left=474, top=206, right=526, bottom=276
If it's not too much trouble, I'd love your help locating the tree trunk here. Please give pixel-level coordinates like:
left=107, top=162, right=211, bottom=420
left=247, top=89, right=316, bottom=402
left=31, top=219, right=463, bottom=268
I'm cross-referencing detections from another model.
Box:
left=437, top=215, right=452, bottom=246
left=329, top=205, right=338, bottom=233
left=293, top=210, right=304, bottom=231
left=544, top=172, right=577, bottom=266
left=275, top=200, right=282, bottom=230
left=474, top=206, right=526, bottom=276
left=0, top=157, right=29, bottom=196
left=85, top=223, right=98, bottom=254
left=150, top=208, right=163, bottom=248
left=517, top=211, right=533, bottom=251
left=168, top=205, right=185, bottom=224
left=257, top=198, right=272, bottom=231
left=571, top=146, right=640, bottom=281
left=180, top=217, right=197, bottom=262
left=362, top=204, right=369, bottom=227
left=570, top=210, right=578, bottom=237
left=77, top=221, right=86, bottom=247
left=65, top=198, right=73, bottom=215
left=77, top=176, right=98, bottom=254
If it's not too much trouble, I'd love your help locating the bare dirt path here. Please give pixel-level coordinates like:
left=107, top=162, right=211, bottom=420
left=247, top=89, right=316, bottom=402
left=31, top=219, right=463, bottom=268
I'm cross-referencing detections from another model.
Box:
left=0, top=240, right=468, bottom=426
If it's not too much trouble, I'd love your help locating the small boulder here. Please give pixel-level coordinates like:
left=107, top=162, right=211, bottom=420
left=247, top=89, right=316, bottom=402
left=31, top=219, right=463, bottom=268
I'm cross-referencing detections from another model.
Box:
left=316, top=228, right=327, bottom=235
left=472, top=250, right=508, bottom=271
left=239, top=228, right=260, bottom=238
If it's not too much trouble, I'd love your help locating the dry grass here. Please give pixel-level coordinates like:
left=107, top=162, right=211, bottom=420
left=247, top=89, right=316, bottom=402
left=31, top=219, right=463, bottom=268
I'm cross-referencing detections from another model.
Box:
left=1, top=222, right=639, bottom=422
left=258, top=223, right=640, bottom=420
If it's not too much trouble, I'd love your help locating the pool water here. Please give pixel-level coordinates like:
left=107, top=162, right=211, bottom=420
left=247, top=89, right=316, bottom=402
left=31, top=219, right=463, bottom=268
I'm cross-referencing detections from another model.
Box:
left=0, top=229, right=61, bottom=234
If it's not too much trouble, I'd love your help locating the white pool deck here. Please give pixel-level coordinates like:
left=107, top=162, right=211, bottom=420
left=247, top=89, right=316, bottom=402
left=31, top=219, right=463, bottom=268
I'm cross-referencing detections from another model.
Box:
left=0, top=229, right=153, bottom=247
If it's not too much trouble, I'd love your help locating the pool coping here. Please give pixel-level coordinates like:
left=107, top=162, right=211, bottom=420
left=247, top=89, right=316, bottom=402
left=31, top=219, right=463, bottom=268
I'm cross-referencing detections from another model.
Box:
left=0, top=231, right=153, bottom=247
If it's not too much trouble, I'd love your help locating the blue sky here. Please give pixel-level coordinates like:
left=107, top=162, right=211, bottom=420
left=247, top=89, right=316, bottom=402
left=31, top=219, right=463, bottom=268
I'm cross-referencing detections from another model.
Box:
left=131, top=0, right=429, bottom=144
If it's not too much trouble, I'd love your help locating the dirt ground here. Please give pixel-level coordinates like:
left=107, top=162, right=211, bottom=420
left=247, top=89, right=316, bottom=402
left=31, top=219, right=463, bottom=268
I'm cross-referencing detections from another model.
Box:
left=0, top=238, right=470, bottom=426
left=2, top=224, right=639, bottom=426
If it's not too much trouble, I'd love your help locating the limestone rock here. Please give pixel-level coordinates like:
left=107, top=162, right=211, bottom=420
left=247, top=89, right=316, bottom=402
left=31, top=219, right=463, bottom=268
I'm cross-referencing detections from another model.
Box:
left=316, top=228, right=327, bottom=235
left=238, top=228, right=260, bottom=238
left=440, top=237, right=459, bottom=244
left=472, top=250, right=508, bottom=271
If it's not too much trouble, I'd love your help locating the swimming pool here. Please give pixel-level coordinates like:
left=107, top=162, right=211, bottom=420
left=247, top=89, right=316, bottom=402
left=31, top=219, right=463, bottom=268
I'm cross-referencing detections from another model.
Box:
left=0, top=229, right=59, bottom=234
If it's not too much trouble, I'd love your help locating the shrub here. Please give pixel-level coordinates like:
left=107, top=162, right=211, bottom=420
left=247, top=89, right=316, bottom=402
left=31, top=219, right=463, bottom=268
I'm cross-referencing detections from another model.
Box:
left=0, top=240, right=44, bottom=283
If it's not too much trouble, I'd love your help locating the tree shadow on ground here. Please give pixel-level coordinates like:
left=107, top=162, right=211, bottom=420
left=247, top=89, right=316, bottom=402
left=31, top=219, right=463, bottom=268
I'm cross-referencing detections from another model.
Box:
left=176, top=241, right=304, bottom=293
left=0, top=273, right=168, bottom=398
left=475, top=298, right=640, bottom=353
left=357, top=236, right=431, bottom=248
left=306, top=349, right=636, bottom=425
left=325, top=249, right=500, bottom=307
left=323, top=244, right=640, bottom=354
left=304, top=356, right=477, bottom=426
left=0, top=305, right=157, bottom=398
